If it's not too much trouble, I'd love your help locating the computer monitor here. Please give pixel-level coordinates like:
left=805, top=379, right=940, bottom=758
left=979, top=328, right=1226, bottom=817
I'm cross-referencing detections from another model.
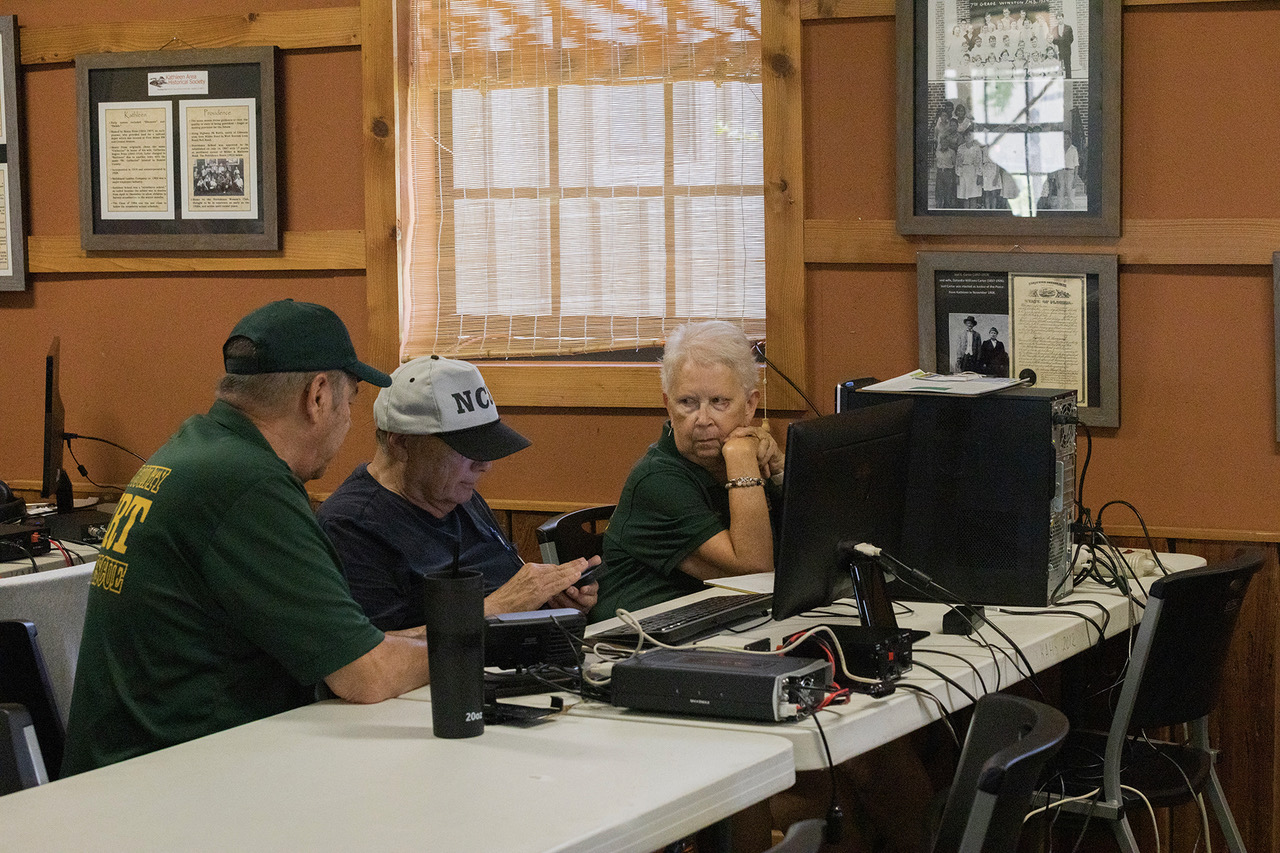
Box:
left=41, top=337, right=74, bottom=513
left=771, top=398, right=914, bottom=621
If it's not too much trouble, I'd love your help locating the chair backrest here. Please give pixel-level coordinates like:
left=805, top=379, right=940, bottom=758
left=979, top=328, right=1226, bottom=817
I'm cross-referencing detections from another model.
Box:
left=1119, top=548, right=1264, bottom=732
left=0, top=621, right=64, bottom=781
left=535, top=505, right=615, bottom=564
left=932, top=693, right=1069, bottom=853
left=0, top=563, right=94, bottom=731
left=1, top=702, right=48, bottom=793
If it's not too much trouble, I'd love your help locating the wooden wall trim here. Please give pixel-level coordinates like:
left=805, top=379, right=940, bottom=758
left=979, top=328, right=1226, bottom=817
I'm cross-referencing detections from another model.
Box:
left=763, top=0, right=809, bottom=402
left=18, top=7, right=361, bottom=64
left=360, top=0, right=400, bottom=376
left=804, top=218, right=1280, bottom=266
left=28, top=230, right=365, bottom=273
left=801, top=0, right=1244, bottom=20
left=1107, top=526, right=1280, bottom=543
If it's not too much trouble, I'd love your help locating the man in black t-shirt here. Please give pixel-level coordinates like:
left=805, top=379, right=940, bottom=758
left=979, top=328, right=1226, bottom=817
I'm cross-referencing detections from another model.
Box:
left=319, top=356, right=598, bottom=633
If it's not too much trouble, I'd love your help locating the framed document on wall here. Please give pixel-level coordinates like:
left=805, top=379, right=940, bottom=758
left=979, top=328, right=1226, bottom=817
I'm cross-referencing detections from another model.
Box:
left=896, top=0, right=1121, bottom=237
left=917, top=251, right=1119, bottom=427
left=0, top=16, right=27, bottom=290
left=76, top=47, right=278, bottom=251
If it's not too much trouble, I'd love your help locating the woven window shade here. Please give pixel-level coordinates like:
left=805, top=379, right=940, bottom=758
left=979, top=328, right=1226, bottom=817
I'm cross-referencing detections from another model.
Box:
left=401, top=0, right=765, bottom=360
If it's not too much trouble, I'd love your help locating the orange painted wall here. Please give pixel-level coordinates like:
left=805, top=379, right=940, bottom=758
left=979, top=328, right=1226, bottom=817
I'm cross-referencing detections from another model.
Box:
left=1, top=2, right=1277, bottom=540
left=0, top=2, right=377, bottom=498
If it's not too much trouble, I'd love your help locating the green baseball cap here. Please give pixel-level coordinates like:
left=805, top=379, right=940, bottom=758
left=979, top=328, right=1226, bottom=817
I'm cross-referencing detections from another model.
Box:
left=224, top=300, right=392, bottom=387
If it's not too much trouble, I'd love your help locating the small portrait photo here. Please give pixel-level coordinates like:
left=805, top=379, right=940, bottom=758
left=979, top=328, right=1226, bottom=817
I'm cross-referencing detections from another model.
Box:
left=950, top=313, right=1010, bottom=377
left=192, top=157, right=246, bottom=197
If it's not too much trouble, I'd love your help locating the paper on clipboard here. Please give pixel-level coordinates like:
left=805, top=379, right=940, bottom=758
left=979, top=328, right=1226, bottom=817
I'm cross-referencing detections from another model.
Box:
left=859, top=370, right=1024, bottom=397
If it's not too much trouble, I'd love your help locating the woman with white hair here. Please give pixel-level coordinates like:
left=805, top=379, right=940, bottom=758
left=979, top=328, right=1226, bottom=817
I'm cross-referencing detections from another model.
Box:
left=590, top=320, right=783, bottom=621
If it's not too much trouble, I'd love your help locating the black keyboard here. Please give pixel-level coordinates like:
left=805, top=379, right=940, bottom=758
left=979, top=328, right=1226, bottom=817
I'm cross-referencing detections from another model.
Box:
left=590, top=592, right=773, bottom=646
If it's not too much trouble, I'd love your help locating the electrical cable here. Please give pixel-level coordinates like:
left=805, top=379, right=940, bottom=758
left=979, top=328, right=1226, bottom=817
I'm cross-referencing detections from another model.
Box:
left=864, top=546, right=1045, bottom=699
left=914, top=648, right=988, bottom=694
left=64, top=441, right=126, bottom=494
left=49, top=538, right=74, bottom=566
left=809, top=709, right=846, bottom=843
left=895, top=683, right=960, bottom=748
left=751, top=342, right=822, bottom=417
left=64, top=432, right=148, bottom=462
left=910, top=660, right=979, bottom=707
left=995, top=607, right=1106, bottom=648
left=1120, top=784, right=1160, bottom=853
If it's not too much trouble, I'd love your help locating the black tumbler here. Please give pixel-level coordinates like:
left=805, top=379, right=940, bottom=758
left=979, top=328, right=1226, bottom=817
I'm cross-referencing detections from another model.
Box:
left=423, top=569, right=485, bottom=738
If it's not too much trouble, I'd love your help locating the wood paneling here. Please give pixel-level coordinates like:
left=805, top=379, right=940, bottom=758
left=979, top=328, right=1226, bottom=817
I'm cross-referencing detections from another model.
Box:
left=18, top=7, right=361, bottom=64
left=762, top=0, right=809, bottom=396
left=359, top=0, right=399, bottom=376
left=28, top=230, right=365, bottom=273
left=804, top=219, right=1280, bottom=267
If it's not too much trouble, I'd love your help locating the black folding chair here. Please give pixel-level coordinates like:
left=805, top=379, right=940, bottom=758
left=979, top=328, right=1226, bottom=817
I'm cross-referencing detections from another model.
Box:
left=535, top=505, right=615, bottom=564
left=1040, top=548, right=1264, bottom=852
left=0, top=620, right=64, bottom=790
left=931, top=693, right=1069, bottom=853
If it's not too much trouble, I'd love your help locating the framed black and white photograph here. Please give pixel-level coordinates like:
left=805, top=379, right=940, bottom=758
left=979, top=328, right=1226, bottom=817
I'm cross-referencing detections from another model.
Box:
left=896, top=0, right=1121, bottom=237
left=917, top=251, right=1119, bottom=426
left=76, top=46, right=278, bottom=251
left=0, top=16, right=27, bottom=290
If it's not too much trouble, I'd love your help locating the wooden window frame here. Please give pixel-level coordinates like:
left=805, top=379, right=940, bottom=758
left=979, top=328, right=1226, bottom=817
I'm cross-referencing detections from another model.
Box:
left=371, top=0, right=807, bottom=410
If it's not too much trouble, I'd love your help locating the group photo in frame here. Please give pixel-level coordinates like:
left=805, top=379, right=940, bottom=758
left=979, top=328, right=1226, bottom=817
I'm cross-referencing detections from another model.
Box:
left=917, top=251, right=1119, bottom=427
left=76, top=46, right=278, bottom=251
left=896, top=0, right=1121, bottom=236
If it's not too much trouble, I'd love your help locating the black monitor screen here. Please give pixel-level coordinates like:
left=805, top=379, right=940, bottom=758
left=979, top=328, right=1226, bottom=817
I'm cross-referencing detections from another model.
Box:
left=42, top=337, right=65, bottom=500
left=771, top=399, right=913, bottom=621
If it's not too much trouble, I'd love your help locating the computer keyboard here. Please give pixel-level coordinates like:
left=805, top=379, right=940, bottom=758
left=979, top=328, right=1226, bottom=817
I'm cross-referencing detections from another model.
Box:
left=590, top=592, right=774, bottom=647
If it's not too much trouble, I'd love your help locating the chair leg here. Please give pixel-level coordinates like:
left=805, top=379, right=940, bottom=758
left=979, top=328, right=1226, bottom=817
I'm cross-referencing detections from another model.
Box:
left=1109, top=814, right=1141, bottom=853
left=1203, top=767, right=1246, bottom=853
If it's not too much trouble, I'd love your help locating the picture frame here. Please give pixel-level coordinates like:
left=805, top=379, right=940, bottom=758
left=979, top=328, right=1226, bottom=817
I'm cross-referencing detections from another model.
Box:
left=0, top=16, right=27, bottom=291
left=76, top=46, right=278, bottom=251
left=1274, top=252, right=1279, bottom=442
left=896, top=0, right=1121, bottom=237
left=917, top=251, right=1119, bottom=427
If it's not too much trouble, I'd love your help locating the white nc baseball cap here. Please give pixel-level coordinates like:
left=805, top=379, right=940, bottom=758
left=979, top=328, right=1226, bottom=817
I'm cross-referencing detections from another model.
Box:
left=373, top=355, right=531, bottom=461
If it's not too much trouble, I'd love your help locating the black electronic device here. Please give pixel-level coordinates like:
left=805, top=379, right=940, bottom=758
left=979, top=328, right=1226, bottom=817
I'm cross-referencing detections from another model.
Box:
left=788, top=623, right=914, bottom=683
left=842, top=386, right=1077, bottom=607
left=41, top=338, right=70, bottom=512
left=610, top=648, right=832, bottom=722
left=771, top=401, right=914, bottom=621
left=846, top=547, right=928, bottom=642
left=590, top=592, right=773, bottom=647
left=0, top=523, right=52, bottom=561
left=0, top=481, right=25, bottom=523
left=484, top=608, right=585, bottom=670
left=36, top=338, right=115, bottom=545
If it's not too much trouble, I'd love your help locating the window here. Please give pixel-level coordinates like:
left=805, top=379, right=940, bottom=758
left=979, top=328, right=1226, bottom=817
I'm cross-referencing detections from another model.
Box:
left=400, top=0, right=765, bottom=361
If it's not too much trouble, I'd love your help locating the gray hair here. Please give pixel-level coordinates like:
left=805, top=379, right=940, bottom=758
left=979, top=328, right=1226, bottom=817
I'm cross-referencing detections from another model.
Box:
left=217, top=337, right=349, bottom=417
left=660, top=321, right=759, bottom=395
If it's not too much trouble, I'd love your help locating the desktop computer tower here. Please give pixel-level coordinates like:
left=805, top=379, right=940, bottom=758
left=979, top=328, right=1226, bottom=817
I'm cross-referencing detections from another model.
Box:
left=838, top=385, right=1077, bottom=607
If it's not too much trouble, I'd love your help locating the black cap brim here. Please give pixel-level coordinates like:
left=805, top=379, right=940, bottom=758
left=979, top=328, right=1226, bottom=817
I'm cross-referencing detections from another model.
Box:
left=349, top=360, right=393, bottom=387
left=437, top=419, right=531, bottom=462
